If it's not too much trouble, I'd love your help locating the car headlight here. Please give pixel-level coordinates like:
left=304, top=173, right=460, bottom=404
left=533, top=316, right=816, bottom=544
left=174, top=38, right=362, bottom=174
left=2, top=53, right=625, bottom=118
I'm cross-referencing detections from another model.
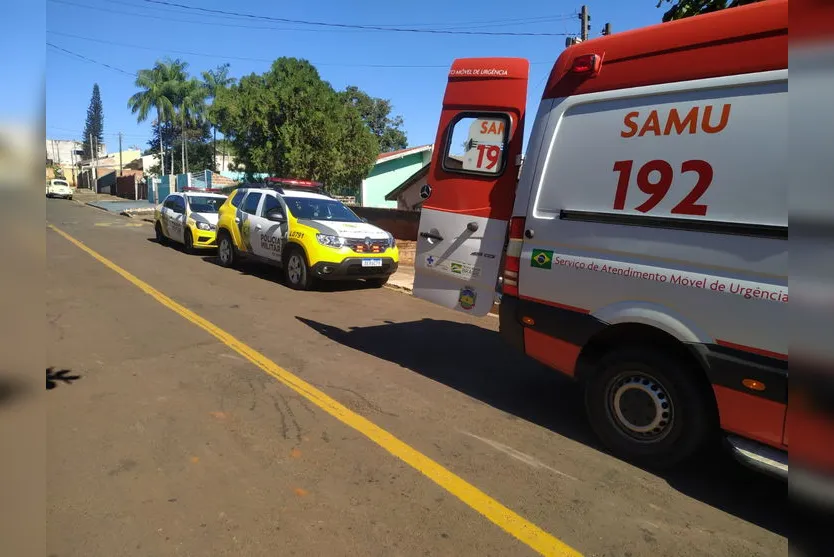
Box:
left=196, top=221, right=214, bottom=231
left=387, top=233, right=396, bottom=248
left=316, top=234, right=345, bottom=248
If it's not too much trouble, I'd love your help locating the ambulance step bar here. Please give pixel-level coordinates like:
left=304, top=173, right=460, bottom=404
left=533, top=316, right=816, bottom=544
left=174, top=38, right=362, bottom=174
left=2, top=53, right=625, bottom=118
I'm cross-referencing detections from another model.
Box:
left=726, top=434, right=788, bottom=480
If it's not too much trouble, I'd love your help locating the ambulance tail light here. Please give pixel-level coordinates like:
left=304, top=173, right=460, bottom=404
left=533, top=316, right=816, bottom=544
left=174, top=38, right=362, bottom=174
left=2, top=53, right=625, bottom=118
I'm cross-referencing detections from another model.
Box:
left=570, top=54, right=602, bottom=75
left=503, top=217, right=526, bottom=297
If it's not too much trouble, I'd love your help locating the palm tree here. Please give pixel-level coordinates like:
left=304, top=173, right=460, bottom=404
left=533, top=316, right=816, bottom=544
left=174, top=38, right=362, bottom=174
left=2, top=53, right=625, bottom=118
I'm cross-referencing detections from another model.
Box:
left=176, top=78, right=208, bottom=174
left=202, top=64, right=236, bottom=171
left=127, top=58, right=186, bottom=176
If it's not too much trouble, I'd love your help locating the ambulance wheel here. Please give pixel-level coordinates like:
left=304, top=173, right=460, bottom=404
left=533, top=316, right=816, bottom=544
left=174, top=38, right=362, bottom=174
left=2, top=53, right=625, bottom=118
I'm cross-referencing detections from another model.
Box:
left=584, top=346, right=715, bottom=469
left=285, top=247, right=311, bottom=291
left=217, top=231, right=236, bottom=268
left=155, top=222, right=168, bottom=246
left=184, top=230, right=194, bottom=254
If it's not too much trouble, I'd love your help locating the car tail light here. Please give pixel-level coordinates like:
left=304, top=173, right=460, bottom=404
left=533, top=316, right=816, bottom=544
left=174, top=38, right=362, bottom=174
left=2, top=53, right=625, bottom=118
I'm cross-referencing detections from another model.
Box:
left=503, top=217, right=525, bottom=296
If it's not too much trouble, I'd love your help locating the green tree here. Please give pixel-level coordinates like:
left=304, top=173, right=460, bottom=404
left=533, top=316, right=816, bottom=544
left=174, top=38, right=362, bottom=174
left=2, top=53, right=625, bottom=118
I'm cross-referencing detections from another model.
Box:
left=82, top=83, right=104, bottom=159
left=211, top=58, right=378, bottom=195
left=656, top=0, right=763, bottom=22
left=128, top=59, right=186, bottom=175
left=202, top=63, right=237, bottom=168
left=175, top=77, right=208, bottom=173
left=340, top=85, right=407, bottom=152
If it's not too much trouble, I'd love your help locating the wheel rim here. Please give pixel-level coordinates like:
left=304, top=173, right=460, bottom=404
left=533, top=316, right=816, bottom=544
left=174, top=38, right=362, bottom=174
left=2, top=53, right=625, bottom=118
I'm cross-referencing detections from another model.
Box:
left=219, top=238, right=231, bottom=264
left=606, top=371, right=674, bottom=443
left=287, top=254, right=303, bottom=284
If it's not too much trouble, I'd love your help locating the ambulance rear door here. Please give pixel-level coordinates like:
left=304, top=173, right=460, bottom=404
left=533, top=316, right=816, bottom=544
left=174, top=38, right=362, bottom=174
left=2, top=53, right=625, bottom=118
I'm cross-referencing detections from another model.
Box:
left=412, top=58, right=529, bottom=316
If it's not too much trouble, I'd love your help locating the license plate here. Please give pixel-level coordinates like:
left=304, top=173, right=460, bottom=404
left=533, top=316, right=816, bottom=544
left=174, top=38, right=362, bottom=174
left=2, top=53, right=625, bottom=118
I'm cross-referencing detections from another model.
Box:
left=361, top=259, right=382, bottom=268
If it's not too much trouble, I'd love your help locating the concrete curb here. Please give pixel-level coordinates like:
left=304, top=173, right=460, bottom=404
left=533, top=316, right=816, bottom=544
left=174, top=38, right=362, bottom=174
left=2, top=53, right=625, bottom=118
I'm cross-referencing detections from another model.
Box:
left=85, top=202, right=112, bottom=213
left=383, top=279, right=500, bottom=317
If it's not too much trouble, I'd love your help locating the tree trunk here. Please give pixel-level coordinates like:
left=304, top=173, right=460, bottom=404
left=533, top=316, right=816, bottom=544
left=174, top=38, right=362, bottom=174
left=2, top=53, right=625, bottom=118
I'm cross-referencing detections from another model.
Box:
left=180, top=112, right=186, bottom=177
left=157, top=107, right=164, bottom=177
left=213, top=127, right=217, bottom=172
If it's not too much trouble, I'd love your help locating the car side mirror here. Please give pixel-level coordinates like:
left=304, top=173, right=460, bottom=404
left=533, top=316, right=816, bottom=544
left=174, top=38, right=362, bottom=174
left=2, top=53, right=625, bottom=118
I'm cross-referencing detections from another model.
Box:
left=267, top=211, right=285, bottom=222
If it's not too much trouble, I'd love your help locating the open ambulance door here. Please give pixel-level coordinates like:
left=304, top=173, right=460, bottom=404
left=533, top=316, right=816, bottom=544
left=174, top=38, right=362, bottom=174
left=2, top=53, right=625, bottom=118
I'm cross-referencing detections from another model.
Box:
left=412, top=58, right=529, bottom=316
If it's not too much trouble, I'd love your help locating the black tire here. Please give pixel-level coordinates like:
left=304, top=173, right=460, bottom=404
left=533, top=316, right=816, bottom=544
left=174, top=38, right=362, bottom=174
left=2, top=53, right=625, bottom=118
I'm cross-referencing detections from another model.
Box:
left=584, top=346, right=715, bottom=470
left=284, top=247, right=312, bottom=291
left=184, top=230, right=194, bottom=254
left=367, top=276, right=389, bottom=288
left=217, top=230, right=236, bottom=268
left=155, top=222, right=168, bottom=246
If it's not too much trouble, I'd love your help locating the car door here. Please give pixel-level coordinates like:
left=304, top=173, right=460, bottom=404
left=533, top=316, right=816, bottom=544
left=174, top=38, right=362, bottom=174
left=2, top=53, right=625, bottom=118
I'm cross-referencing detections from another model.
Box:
left=237, top=191, right=263, bottom=254
left=250, top=194, right=288, bottom=263
left=412, top=57, right=529, bottom=316
left=159, top=195, right=175, bottom=238
left=169, top=194, right=187, bottom=244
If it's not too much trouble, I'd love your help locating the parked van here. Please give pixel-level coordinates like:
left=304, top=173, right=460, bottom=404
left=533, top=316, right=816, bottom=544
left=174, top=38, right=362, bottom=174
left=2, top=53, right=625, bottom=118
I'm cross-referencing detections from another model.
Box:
left=412, top=0, right=789, bottom=476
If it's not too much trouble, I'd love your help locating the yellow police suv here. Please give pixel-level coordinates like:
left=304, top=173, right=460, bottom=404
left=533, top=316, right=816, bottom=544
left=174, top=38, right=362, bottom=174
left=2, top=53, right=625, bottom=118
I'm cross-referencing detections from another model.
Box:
left=215, top=179, right=398, bottom=290
left=154, top=190, right=227, bottom=253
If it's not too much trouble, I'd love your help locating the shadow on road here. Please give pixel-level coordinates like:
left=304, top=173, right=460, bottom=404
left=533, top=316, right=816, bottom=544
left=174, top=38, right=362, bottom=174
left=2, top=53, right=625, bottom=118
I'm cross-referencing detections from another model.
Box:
left=46, top=367, right=81, bottom=390
left=200, top=255, right=381, bottom=292
left=0, top=375, right=29, bottom=408
left=296, top=316, right=787, bottom=538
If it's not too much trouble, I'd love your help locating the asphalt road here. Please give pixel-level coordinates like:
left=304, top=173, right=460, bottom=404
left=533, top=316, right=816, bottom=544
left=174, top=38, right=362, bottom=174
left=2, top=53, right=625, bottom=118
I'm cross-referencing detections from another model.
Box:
left=45, top=198, right=787, bottom=557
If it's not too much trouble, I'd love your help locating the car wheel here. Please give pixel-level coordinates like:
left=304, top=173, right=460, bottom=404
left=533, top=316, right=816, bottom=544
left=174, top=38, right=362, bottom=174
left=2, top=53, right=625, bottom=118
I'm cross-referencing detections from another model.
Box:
left=217, top=231, right=236, bottom=267
left=184, top=230, right=194, bottom=254
left=584, top=346, right=716, bottom=470
left=285, top=248, right=312, bottom=290
left=155, top=222, right=168, bottom=246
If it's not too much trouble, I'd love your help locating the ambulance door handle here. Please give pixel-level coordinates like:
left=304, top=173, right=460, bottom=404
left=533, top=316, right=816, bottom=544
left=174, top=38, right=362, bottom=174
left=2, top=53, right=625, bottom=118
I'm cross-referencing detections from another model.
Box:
left=420, top=231, right=444, bottom=242
left=524, top=229, right=534, bottom=239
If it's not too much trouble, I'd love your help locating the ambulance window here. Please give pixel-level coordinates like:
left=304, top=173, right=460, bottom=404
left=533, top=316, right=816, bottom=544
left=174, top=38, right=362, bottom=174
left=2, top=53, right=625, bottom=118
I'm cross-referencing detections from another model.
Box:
left=442, top=114, right=510, bottom=176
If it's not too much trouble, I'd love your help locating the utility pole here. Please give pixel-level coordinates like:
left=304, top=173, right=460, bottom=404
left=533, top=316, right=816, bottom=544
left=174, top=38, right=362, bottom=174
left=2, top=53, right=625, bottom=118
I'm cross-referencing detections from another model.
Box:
left=88, top=133, right=97, bottom=191
left=70, top=143, right=78, bottom=188
left=579, top=5, right=591, bottom=41
left=118, top=132, right=123, bottom=176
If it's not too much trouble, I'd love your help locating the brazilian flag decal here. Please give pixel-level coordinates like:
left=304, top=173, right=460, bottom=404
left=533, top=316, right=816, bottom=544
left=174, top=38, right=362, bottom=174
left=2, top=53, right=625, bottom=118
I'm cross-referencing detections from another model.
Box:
left=531, top=249, right=553, bottom=269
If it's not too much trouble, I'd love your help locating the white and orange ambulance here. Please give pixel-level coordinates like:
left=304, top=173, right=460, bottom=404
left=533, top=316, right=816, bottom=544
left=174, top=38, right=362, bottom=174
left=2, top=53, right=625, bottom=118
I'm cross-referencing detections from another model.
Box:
left=412, top=0, right=790, bottom=475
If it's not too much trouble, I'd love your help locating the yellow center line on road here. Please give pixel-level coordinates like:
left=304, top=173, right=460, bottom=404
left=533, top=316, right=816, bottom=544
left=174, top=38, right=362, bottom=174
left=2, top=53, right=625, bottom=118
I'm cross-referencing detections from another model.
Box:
left=47, top=223, right=582, bottom=557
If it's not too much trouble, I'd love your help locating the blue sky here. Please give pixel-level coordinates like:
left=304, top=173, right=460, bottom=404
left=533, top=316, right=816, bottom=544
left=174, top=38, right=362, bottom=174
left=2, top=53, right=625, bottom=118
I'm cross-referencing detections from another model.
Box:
left=45, top=0, right=667, bottom=154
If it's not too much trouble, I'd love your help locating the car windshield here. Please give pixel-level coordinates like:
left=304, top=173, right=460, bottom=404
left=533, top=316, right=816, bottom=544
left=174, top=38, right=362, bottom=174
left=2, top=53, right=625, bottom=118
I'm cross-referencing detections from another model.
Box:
left=187, top=196, right=224, bottom=213
left=283, top=196, right=362, bottom=223
left=53, top=180, right=68, bottom=187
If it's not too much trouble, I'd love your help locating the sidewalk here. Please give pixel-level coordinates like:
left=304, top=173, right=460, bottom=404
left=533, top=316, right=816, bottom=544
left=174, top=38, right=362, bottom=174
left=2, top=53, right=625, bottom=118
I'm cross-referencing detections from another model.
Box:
left=387, top=265, right=415, bottom=291
left=73, top=188, right=156, bottom=216
left=385, top=263, right=500, bottom=315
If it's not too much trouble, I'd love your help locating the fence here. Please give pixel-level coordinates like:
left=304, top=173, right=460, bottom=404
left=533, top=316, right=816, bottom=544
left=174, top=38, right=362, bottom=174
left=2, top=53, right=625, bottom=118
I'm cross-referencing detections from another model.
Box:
left=351, top=207, right=420, bottom=241
left=115, top=175, right=147, bottom=200
left=147, top=170, right=222, bottom=203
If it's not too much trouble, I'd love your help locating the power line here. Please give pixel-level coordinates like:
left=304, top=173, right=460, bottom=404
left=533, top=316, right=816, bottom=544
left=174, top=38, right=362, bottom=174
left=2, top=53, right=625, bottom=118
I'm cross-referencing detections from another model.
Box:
left=48, top=0, right=360, bottom=34
left=137, top=0, right=569, bottom=36
left=102, top=0, right=577, bottom=31
left=49, top=32, right=553, bottom=68
left=47, top=42, right=137, bottom=76
left=48, top=33, right=446, bottom=67
left=48, top=126, right=148, bottom=139
left=51, top=0, right=574, bottom=34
